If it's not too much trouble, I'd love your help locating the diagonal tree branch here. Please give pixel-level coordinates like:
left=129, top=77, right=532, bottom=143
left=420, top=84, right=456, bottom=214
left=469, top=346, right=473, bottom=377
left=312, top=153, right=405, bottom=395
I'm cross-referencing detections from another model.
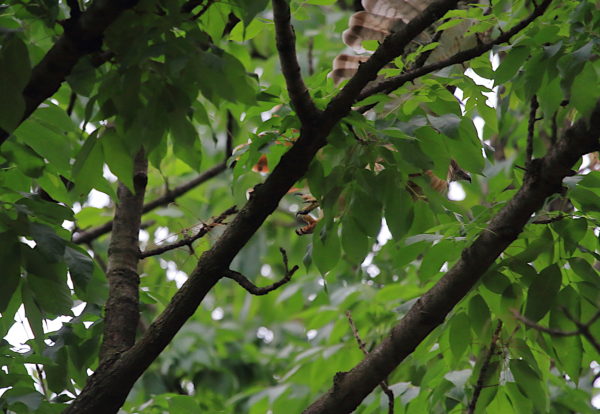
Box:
left=302, top=100, right=600, bottom=414
left=272, top=0, right=321, bottom=125
left=357, top=0, right=553, bottom=101
left=0, top=0, right=141, bottom=146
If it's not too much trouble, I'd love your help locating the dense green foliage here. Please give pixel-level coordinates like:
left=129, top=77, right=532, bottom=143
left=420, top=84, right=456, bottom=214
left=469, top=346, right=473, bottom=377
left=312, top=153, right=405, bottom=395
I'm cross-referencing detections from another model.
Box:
left=0, top=0, right=599, bottom=412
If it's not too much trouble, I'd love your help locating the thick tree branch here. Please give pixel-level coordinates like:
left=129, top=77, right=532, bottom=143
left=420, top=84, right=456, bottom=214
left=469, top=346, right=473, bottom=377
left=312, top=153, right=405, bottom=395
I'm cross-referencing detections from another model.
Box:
left=139, top=206, right=238, bottom=259
left=223, top=248, right=298, bottom=295
left=99, top=151, right=147, bottom=362
left=357, top=0, right=553, bottom=102
left=72, top=162, right=226, bottom=244
left=302, top=101, right=600, bottom=414
left=0, top=0, right=141, bottom=146
left=272, top=0, right=320, bottom=125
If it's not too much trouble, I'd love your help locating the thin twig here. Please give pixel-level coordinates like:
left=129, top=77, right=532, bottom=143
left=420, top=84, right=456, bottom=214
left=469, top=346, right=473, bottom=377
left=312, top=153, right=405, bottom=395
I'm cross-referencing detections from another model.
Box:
left=272, top=0, right=321, bottom=125
left=512, top=307, right=600, bottom=353
left=357, top=0, right=553, bottom=101
left=346, top=311, right=395, bottom=414
left=223, top=248, right=299, bottom=295
left=563, top=308, right=600, bottom=354
left=511, top=310, right=578, bottom=336
left=467, top=321, right=502, bottom=414
left=526, top=95, right=539, bottom=165
left=140, top=206, right=238, bottom=259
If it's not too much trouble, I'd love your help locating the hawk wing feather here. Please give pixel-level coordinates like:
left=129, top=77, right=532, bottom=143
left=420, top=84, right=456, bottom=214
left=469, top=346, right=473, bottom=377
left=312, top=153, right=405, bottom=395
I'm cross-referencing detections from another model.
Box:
left=331, top=0, right=477, bottom=85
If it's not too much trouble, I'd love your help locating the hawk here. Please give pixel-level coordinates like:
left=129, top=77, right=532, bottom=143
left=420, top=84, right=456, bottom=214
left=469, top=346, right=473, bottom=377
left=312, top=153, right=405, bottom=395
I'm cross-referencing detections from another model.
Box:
left=331, top=0, right=479, bottom=85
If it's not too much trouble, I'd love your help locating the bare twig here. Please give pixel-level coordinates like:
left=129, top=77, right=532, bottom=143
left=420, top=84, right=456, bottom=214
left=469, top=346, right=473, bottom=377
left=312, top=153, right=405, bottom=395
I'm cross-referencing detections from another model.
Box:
left=140, top=206, right=238, bottom=259
left=346, top=311, right=394, bottom=414
left=357, top=0, right=553, bottom=101
left=467, top=321, right=502, bottom=414
left=526, top=95, right=539, bottom=165
left=563, top=308, right=600, bottom=354
left=511, top=310, right=578, bottom=336
left=512, top=308, right=600, bottom=354
left=272, top=0, right=320, bottom=125
left=223, top=248, right=299, bottom=295
left=73, top=162, right=227, bottom=244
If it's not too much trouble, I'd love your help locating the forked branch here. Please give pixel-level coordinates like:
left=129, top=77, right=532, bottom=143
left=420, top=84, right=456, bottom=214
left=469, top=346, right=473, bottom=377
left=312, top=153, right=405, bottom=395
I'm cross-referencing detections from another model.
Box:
left=224, top=248, right=299, bottom=295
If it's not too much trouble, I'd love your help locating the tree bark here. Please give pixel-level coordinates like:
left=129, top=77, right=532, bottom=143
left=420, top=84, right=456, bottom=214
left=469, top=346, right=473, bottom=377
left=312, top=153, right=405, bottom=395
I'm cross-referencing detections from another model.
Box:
left=302, top=101, right=600, bottom=414
left=100, top=150, right=147, bottom=361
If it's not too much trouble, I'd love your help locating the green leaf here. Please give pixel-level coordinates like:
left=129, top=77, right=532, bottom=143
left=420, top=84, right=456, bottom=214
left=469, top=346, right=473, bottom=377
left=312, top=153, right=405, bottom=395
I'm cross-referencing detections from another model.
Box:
left=524, top=264, right=562, bottom=322
left=494, top=46, right=529, bottom=85
left=0, top=35, right=30, bottom=132
left=64, top=245, right=94, bottom=291
left=312, top=223, right=341, bottom=275
left=2, top=141, right=45, bottom=178
left=449, top=312, right=470, bottom=361
left=21, top=283, right=45, bottom=353
left=0, top=232, right=22, bottom=313
left=26, top=272, right=73, bottom=316
left=341, top=217, right=369, bottom=264
left=28, top=222, right=66, bottom=263
left=571, top=63, right=599, bottom=117
left=71, top=131, right=105, bottom=195
left=384, top=189, right=414, bottom=240
left=100, top=128, right=134, bottom=192
left=170, top=110, right=202, bottom=170
left=509, top=359, right=548, bottom=412
left=468, top=294, right=491, bottom=336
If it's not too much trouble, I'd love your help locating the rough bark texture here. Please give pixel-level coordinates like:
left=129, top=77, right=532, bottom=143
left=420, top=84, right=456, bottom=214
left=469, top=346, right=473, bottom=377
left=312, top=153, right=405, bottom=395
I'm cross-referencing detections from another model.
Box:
left=99, top=151, right=147, bottom=361
left=302, top=101, right=600, bottom=413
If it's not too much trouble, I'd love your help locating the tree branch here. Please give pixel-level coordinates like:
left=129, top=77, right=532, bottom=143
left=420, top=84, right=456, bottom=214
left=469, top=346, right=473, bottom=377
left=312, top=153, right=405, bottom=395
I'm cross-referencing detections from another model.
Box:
left=527, top=95, right=539, bottom=165
left=72, top=162, right=226, bottom=244
left=272, top=0, right=320, bottom=125
left=0, top=0, right=141, bottom=146
left=62, top=3, right=470, bottom=412
left=223, top=248, right=298, bottom=295
left=467, top=321, right=502, bottom=414
left=356, top=0, right=553, bottom=102
left=139, top=206, right=238, bottom=259
left=100, top=150, right=147, bottom=362
left=302, top=101, right=600, bottom=414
